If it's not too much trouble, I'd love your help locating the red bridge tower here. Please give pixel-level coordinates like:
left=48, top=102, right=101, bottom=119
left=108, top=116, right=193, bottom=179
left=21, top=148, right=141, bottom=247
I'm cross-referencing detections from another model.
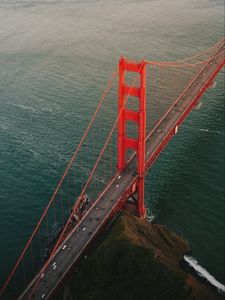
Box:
left=117, top=57, right=147, bottom=219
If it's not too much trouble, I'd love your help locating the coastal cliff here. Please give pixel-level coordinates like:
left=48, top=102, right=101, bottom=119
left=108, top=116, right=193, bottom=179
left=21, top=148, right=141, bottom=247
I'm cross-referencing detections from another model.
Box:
left=57, top=212, right=223, bottom=300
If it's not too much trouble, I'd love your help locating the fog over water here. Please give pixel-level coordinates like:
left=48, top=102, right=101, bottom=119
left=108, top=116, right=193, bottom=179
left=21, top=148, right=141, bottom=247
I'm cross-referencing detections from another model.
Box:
left=0, top=0, right=224, bottom=286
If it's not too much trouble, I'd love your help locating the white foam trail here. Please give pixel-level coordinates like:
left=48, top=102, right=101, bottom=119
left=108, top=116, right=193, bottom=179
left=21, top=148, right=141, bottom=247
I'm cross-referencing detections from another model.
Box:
left=213, top=130, right=224, bottom=135
left=7, top=102, right=36, bottom=112
left=199, top=128, right=209, bottom=132
left=198, top=128, right=224, bottom=135
left=184, top=255, right=225, bottom=295
left=146, top=215, right=155, bottom=222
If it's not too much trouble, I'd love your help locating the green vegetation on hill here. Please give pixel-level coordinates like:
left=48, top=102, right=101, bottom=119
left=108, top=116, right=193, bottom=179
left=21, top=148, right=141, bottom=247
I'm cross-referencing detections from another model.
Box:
left=68, top=240, right=188, bottom=300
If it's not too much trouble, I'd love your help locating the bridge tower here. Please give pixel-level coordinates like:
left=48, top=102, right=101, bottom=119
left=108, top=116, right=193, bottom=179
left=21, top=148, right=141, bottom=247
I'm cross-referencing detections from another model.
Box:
left=117, top=57, right=147, bottom=219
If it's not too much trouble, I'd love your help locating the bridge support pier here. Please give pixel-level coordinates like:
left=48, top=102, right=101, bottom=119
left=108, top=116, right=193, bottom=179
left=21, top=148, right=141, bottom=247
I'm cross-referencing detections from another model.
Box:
left=117, top=57, right=146, bottom=219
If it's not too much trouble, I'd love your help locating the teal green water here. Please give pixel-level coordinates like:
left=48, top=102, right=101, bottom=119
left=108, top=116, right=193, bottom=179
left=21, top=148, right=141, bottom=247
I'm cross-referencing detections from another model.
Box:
left=0, top=0, right=224, bottom=287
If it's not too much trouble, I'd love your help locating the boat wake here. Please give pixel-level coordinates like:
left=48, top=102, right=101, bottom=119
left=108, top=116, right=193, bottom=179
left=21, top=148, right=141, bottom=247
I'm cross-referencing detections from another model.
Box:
left=198, top=128, right=224, bottom=135
left=7, top=102, right=37, bottom=113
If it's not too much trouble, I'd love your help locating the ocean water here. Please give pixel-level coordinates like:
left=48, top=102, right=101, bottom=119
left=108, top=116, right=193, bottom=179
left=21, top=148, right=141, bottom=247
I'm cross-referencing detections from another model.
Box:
left=0, top=0, right=224, bottom=288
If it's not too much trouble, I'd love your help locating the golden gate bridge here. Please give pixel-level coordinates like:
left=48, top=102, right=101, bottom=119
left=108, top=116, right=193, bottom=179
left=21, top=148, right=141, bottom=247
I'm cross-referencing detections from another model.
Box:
left=0, top=38, right=224, bottom=300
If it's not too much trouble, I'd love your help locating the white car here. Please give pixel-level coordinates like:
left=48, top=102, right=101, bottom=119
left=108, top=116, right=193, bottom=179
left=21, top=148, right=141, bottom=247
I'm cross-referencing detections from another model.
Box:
left=41, top=294, right=45, bottom=299
left=118, top=175, right=121, bottom=180
left=82, top=227, right=86, bottom=232
left=40, top=273, right=45, bottom=278
left=52, top=262, right=57, bottom=269
left=62, top=244, right=67, bottom=250
left=116, top=184, right=119, bottom=188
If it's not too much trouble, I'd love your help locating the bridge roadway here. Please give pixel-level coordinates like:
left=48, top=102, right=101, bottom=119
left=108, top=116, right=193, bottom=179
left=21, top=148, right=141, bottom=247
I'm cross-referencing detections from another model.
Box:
left=19, top=42, right=224, bottom=300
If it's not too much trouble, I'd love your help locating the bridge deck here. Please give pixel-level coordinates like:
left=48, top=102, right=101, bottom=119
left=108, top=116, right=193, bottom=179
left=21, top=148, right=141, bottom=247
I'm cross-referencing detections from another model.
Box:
left=19, top=43, right=224, bottom=300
